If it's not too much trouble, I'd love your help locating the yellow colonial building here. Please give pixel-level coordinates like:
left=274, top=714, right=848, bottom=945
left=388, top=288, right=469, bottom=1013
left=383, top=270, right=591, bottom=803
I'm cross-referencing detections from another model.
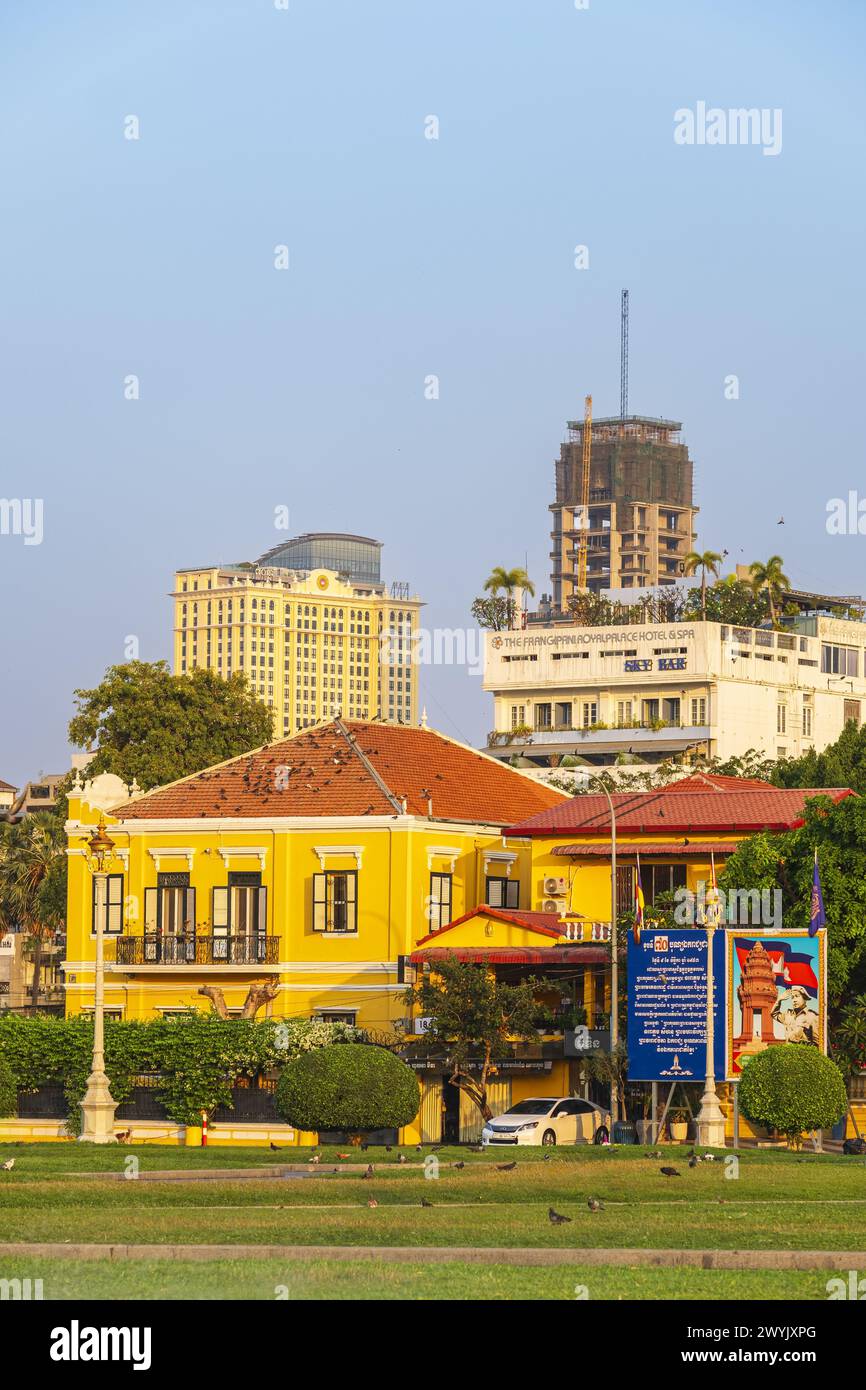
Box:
left=63, top=737, right=857, bottom=1144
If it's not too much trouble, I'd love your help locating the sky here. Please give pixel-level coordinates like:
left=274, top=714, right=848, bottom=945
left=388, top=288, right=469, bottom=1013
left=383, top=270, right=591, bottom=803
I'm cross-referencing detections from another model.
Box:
left=1, top=0, right=865, bottom=785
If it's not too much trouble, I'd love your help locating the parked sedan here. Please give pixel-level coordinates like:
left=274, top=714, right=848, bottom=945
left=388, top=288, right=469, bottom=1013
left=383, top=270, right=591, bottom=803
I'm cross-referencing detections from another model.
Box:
left=481, top=1097, right=609, bottom=1147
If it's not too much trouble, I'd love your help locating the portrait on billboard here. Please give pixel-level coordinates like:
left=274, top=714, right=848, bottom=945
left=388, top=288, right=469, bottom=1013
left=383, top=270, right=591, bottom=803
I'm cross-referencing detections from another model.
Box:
left=726, top=930, right=827, bottom=1079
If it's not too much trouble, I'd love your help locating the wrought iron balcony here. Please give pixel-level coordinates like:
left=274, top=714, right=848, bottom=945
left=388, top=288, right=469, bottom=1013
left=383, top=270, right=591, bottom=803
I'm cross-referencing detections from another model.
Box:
left=114, top=934, right=280, bottom=967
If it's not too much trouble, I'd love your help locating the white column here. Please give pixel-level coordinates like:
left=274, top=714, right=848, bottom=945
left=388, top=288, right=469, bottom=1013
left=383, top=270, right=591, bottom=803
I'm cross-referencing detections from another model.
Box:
left=696, top=922, right=726, bottom=1147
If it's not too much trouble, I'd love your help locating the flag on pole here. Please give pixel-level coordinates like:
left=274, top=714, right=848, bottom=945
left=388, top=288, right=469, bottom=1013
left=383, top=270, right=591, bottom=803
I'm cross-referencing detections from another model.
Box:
left=705, top=850, right=722, bottom=927
left=633, top=853, right=645, bottom=943
left=809, top=848, right=825, bottom=937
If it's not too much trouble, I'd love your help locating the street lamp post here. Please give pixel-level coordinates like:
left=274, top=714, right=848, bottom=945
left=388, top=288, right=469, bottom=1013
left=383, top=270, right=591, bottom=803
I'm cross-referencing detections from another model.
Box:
left=584, top=773, right=618, bottom=1130
left=696, top=877, right=726, bottom=1148
left=79, top=815, right=118, bottom=1144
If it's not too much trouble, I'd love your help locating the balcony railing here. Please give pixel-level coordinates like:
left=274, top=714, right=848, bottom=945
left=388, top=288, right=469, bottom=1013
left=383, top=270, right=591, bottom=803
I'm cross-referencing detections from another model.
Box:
left=115, top=934, right=280, bottom=966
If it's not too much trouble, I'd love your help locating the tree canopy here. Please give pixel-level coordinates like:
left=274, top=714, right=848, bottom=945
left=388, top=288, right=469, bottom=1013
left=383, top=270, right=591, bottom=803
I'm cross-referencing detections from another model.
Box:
left=738, top=1044, right=847, bottom=1146
left=68, top=661, right=274, bottom=791
left=771, top=719, right=866, bottom=795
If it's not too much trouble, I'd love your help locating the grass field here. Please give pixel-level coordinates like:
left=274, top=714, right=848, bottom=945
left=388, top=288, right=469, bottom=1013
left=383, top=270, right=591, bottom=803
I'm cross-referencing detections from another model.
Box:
left=1, top=1142, right=863, bottom=1299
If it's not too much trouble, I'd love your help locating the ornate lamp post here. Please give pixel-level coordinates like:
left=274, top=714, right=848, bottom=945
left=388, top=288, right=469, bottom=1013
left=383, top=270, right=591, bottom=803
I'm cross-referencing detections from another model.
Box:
left=583, top=773, right=618, bottom=1130
left=696, top=866, right=726, bottom=1147
left=80, top=815, right=118, bottom=1143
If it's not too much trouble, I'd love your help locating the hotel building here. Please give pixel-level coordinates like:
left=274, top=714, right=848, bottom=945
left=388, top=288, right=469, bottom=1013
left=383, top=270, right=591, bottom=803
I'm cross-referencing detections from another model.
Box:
left=171, top=533, right=423, bottom=735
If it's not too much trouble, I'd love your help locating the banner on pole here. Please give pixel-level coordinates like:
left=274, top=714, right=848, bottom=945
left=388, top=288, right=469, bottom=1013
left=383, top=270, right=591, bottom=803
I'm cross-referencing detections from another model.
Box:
left=627, top=929, right=725, bottom=1082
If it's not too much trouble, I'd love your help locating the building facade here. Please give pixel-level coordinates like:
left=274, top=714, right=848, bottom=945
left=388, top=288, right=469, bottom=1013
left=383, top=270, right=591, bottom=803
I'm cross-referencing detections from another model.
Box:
left=549, top=415, right=698, bottom=608
left=483, top=612, right=866, bottom=768
left=172, top=562, right=423, bottom=735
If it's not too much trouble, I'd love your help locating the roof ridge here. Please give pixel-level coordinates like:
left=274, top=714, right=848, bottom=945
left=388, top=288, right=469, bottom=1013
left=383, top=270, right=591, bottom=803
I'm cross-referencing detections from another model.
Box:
left=333, top=719, right=404, bottom=815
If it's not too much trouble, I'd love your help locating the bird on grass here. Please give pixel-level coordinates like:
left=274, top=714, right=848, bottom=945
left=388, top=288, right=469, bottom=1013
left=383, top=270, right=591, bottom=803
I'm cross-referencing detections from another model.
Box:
left=1, top=1158, right=14, bottom=1172
left=688, top=1155, right=699, bottom=1169
left=337, top=1153, right=351, bottom=1160
left=660, top=1166, right=681, bottom=1178
left=452, top=1161, right=465, bottom=1170
left=702, top=1153, right=716, bottom=1162
left=115, top=1130, right=132, bottom=1144
left=587, top=1197, right=604, bottom=1212
left=270, top=1142, right=282, bottom=1152
left=385, top=1144, right=393, bottom=1152
left=398, top=1153, right=408, bottom=1165
left=308, top=1153, right=321, bottom=1165
left=367, top=1198, right=379, bottom=1208
left=548, top=1207, right=571, bottom=1225
left=420, top=1197, right=434, bottom=1207
left=542, top=1153, right=553, bottom=1162
left=362, top=1164, right=374, bottom=1179
left=468, top=1145, right=484, bottom=1154
left=496, top=1161, right=517, bottom=1172
left=647, top=1150, right=663, bottom=1160
left=416, top=1144, right=423, bottom=1153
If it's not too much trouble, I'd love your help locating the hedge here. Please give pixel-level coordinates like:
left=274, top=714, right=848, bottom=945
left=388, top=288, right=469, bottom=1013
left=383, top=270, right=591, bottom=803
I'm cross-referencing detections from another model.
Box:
left=0, top=1049, right=15, bottom=1118
left=275, top=1042, right=420, bottom=1132
left=0, top=1014, right=361, bottom=1131
left=739, top=1043, right=848, bottom=1145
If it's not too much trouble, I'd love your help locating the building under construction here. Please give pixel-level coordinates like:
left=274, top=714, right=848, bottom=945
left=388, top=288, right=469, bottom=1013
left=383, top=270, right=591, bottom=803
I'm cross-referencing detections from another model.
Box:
left=549, top=413, right=698, bottom=608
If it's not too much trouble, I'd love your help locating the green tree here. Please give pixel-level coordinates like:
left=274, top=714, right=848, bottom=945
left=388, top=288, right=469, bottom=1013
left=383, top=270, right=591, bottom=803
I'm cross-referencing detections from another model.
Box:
left=470, top=595, right=512, bottom=631
left=738, top=1045, right=847, bottom=1147
left=68, top=661, right=274, bottom=791
left=771, top=719, right=866, bottom=794
left=274, top=1044, right=419, bottom=1133
left=0, top=812, right=67, bottom=1010
left=748, top=555, right=790, bottom=627
left=684, top=550, right=723, bottom=619
left=483, top=567, right=535, bottom=629
left=405, top=954, right=552, bottom=1121
left=720, top=793, right=866, bottom=1016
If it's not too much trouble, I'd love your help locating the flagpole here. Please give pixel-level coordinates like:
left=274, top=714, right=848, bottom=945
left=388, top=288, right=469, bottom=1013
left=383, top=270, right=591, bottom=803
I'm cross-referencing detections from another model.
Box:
left=696, top=852, right=726, bottom=1148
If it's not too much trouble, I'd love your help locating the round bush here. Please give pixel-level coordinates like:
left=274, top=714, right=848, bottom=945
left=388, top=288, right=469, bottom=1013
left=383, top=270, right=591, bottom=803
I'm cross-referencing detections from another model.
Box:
left=0, top=1050, right=16, bottom=1118
left=275, top=1043, right=420, bottom=1133
left=739, top=1044, right=847, bottom=1144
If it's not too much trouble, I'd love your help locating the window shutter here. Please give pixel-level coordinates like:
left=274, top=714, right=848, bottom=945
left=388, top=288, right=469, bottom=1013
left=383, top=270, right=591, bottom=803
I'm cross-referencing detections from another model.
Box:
left=184, top=888, right=196, bottom=935
left=312, top=873, right=327, bottom=932
left=144, top=888, right=158, bottom=932
left=212, top=886, right=229, bottom=932
left=257, top=886, right=268, bottom=935
left=107, top=876, right=123, bottom=933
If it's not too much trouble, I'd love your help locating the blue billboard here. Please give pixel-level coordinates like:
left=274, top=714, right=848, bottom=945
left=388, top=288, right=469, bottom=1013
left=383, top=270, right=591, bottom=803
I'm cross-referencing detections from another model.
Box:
left=627, top=929, right=726, bottom=1082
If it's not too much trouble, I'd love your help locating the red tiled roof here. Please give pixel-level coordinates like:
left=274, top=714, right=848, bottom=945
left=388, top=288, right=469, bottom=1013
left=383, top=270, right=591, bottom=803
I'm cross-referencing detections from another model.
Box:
left=663, top=772, right=775, bottom=792
left=505, top=784, right=854, bottom=837
left=552, top=840, right=741, bottom=858
left=113, top=720, right=567, bottom=824
left=415, top=906, right=562, bottom=947
left=410, top=946, right=609, bottom=964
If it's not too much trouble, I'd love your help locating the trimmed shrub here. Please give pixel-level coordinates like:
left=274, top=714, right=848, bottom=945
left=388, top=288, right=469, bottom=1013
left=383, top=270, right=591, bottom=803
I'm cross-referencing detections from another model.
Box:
left=0, top=1049, right=15, bottom=1117
left=275, top=1043, right=420, bottom=1133
left=739, top=1044, right=848, bottom=1146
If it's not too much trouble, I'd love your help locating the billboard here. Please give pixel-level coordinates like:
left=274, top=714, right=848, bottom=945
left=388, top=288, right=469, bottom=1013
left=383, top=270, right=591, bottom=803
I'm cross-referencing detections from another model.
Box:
left=725, top=930, right=827, bottom=1080
left=627, top=930, right=725, bottom=1082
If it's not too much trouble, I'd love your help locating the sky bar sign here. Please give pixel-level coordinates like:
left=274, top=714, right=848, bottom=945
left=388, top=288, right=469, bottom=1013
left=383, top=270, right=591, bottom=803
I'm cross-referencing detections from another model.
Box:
left=627, top=930, right=725, bottom=1082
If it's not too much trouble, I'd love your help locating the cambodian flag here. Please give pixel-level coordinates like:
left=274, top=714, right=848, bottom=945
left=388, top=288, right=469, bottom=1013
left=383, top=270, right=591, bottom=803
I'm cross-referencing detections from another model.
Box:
left=809, top=849, right=826, bottom=938
left=733, top=938, right=819, bottom=997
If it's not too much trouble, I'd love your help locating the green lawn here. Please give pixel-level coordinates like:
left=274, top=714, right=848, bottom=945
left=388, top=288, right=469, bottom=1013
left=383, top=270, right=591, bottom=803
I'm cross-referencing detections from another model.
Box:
left=2, top=1143, right=863, bottom=1299
left=0, top=1257, right=838, bottom=1301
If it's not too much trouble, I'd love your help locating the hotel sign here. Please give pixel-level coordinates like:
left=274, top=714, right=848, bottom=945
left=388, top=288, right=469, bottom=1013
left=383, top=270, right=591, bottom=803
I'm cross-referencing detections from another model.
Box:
left=491, top=627, right=695, bottom=651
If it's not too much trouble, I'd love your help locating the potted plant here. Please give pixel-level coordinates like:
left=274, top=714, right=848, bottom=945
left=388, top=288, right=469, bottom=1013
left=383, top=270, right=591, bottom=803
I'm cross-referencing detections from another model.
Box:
left=668, top=1106, right=690, bottom=1143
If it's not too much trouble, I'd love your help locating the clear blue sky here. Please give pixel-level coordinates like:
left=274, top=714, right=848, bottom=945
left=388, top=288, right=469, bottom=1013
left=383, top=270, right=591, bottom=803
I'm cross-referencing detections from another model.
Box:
left=2, top=0, right=864, bottom=784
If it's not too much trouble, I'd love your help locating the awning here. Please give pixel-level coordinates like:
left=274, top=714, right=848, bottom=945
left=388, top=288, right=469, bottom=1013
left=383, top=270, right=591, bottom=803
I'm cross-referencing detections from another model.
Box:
left=409, top=946, right=609, bottom=965
left=552, top=841, right=737, bottom=858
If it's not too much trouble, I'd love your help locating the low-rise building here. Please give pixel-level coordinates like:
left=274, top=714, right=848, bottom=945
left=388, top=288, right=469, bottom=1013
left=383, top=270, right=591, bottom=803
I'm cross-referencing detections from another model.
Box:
left=483, top=611, right=866, bottom=769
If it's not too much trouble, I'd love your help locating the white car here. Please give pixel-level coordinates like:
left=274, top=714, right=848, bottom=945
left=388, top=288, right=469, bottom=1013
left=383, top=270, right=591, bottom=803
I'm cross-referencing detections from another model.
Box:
left=481, top=1097, right=610, bottom=1147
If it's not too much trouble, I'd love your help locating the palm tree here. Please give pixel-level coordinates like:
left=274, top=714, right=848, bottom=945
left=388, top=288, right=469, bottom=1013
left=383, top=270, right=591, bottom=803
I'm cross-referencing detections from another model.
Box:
left=749, top=555, right=790, bottom=626
left=483, top=567, right=535, bottom=629
left=684, top=550, right=723, bottom=619
left=0, top=813, right=66, bottom=1011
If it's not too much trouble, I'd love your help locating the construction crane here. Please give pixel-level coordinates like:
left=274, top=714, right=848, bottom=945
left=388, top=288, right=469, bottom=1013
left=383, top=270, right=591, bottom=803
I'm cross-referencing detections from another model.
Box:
left=620, top=288, right=629, bottom=434
left=576, top=393, right=592, bottom=591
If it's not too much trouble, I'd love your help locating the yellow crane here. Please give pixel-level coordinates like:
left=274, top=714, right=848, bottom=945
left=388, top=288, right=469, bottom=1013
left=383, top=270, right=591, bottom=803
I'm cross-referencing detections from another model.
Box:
left=576, top=393, right=592, bottom=591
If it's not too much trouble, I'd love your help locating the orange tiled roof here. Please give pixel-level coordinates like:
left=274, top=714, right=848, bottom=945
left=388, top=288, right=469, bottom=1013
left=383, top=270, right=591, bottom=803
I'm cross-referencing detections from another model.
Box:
left=415, top=906, right=563, bottom=946
left=112, top=720, right=567, bottom=825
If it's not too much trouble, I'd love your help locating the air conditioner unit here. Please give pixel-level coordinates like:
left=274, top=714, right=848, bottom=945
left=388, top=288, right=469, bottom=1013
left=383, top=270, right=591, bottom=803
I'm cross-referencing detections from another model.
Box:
left=542, top=899, right=563, bottom=915
left=543, top=876, right=568, bottom=896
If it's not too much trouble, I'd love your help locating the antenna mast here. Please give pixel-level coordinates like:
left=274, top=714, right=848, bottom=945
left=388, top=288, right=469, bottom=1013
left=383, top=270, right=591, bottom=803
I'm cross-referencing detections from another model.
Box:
left=620, top=288, right=629, bottom=429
